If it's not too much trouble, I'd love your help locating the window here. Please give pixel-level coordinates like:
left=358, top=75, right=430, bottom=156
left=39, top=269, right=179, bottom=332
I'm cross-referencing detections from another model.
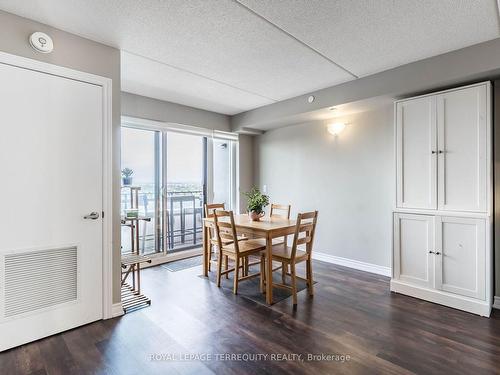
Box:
left=120, top=119, right=238, bottom=256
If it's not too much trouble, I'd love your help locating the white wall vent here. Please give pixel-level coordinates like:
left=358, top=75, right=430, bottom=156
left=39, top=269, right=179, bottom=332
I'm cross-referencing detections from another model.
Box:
left=3, top=246, right=77, bottom=318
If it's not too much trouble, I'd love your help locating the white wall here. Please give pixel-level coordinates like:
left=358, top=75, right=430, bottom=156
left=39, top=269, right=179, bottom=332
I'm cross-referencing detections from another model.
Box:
left=253, top=105, right=393, bottom=268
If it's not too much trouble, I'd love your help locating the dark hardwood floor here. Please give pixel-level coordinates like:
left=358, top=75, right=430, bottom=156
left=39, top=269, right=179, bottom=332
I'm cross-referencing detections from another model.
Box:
left=2, top=259, right=500, bottom=375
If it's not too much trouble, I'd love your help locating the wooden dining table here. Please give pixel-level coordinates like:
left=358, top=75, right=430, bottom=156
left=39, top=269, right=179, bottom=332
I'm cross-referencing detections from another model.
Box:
left=202, top=214, right=297, bottom=304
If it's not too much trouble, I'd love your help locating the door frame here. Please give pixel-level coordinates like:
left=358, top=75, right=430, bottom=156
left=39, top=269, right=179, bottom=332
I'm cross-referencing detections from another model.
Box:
left=0, top=51, right=114, bottom=319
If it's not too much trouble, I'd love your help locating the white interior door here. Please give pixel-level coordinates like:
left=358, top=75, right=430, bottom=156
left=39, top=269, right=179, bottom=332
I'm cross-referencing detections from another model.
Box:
left=435, top=216, right=485, bottom=300
left=0, top=61, right=104, bottom=351
left=393, top=213, right=434, bottom=288
left=396, top=96, right=437, bottom=209
left=437, top=84, right=488, bottom=212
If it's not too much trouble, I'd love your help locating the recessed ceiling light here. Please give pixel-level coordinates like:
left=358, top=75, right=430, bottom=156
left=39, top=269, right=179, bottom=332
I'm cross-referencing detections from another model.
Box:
left=308, top=95, right=315, bottom=103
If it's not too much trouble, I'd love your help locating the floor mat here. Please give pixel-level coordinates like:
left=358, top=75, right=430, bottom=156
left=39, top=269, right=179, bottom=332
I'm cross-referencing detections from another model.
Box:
left=162, top=256, right=203, bottom=272
left=200, top=263, right=316, bottom=305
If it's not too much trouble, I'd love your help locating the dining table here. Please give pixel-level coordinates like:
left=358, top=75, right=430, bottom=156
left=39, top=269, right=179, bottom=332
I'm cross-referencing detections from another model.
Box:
left=202, top=214, right=297, bottom=304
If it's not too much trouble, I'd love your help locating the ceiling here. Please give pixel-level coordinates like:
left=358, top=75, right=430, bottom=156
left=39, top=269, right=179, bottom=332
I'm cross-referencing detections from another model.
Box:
left=0, top=0, right=499, bottom=115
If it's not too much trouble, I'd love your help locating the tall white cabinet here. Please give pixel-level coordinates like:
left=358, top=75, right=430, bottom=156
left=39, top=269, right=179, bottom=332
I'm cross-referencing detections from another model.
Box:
left=392, top=82, right=492, bottom=317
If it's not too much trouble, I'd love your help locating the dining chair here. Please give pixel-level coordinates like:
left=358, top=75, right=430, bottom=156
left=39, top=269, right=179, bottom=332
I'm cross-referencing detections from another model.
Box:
left=252, top=203, right=291, bottom=279
left=267, top=211, right=318, bottom=305
left=270, top=203, right=291, bottom=219
left=204, top=203, right=247, bottom=275
left=270, top=203, right=291, bottom=247
left=213, top=210, right=267, bottom=294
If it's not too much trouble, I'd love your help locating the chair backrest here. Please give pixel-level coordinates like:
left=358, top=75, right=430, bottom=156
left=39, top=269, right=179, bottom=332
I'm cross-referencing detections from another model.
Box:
left=205, top=203, right=226, bottom=241
left=204, top=203, right=225, bottom=218
left=213, top=210, right=240, bottom=253
left=270, top=203, right=291, bottom=219
left=291, top=211, right=318, bottom=259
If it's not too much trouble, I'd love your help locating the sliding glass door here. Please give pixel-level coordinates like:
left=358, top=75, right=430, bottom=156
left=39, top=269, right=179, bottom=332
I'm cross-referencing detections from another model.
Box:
left=121, top=122, right=237, bottom=256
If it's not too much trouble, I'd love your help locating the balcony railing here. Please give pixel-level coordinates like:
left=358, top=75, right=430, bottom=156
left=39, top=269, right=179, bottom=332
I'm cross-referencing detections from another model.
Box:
left=121, top=186, right=204, bottom=254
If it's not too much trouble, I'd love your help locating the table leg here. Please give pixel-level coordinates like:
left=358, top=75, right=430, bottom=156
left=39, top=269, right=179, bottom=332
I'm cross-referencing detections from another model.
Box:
left=203, top=223, right=209, bottom=277
left=266, top=231, right=273, bottom=304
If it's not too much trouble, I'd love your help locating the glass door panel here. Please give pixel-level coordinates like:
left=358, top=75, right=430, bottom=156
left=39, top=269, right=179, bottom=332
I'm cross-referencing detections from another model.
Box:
left=121, top=127, right=162, bottom=255
left=213, top=139, right=233, bottom=209
left=165, top=132, right=205, bottom=251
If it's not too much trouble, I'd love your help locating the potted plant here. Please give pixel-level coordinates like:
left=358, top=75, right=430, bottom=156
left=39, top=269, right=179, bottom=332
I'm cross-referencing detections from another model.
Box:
left=122, top=168, right=134, bottom=186
left=243, top=187, right=269, bottom=221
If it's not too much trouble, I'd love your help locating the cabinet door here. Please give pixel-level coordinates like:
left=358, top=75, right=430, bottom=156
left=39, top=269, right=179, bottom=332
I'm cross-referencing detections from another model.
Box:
left=435, top=216, right=485, bottom=300
left=393, top=213, right=434, bottom=288
left=437, top=84, right=488, bottom=212
left=396, top=97, right=437, bottom=209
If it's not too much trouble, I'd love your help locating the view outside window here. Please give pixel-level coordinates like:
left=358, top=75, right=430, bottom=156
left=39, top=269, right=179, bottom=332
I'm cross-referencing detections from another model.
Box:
left=121, top=126, right=236, bottom=255
left=165, top=132, right=205, bottom=250
left=121, top=127, right=161, bottom=254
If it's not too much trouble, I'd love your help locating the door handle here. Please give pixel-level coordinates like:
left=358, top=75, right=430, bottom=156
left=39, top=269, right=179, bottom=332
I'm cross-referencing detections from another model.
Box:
left=83, top=212, right=100, bottom=220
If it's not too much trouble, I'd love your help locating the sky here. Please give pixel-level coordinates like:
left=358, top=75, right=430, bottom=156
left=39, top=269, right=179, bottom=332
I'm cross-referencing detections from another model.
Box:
left=121, top=127, right=203, bottom=185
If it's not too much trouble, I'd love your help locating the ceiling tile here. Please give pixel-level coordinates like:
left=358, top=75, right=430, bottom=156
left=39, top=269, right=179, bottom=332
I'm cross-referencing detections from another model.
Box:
left=121, top=51, right=273, bottom=115
left=238, top=0, right=500, bottom=77
left=0, top=0, right=354, bottom=112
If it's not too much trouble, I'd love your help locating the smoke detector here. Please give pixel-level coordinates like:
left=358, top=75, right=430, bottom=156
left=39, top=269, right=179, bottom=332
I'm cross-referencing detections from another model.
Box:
left=29, top=32, right=54, bottom=53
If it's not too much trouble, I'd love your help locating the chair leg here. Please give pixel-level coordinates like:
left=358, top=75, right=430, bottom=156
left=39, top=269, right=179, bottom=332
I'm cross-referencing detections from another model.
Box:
left=233, top=257, right=240, bottom=294
left=281, top=262, right=286, bottom=284
left=260, top=254, right=265, bottom=293
left=244, top=256, right=249, bottom=276
left=307, top=258, right=314, bottom=296
left=224, top=255, right=229, bottom=279
left=290, top=262, right=297, bottom=305
left=208, top=245, right=212, bottom=272
left=216, top=249, right=223, bottom=287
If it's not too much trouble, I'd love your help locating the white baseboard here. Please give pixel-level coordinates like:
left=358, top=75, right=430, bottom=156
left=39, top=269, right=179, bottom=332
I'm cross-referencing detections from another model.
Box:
left=312, top=251, right=391, bottom=277
left=493, top=296, right=500, bottom=310
left=111, top=302, right=124, bottom=317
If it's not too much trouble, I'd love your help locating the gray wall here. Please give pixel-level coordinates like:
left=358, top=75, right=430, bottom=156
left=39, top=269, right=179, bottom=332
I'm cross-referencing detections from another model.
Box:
left=0, top=10, right=123, bottom=304
left=253, top=106, right=393, bottom=267
left=122, top=92, right=231, bottom=132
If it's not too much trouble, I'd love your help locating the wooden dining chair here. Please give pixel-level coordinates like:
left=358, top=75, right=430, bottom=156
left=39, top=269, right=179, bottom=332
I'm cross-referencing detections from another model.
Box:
left=270, top=203, right=291, bottom=219
left=213, top=210, right=267, bottom=294
left=252, top=203, right=292, bottom=278
left=204, top=203, right=247, bottom=275
left=204, top=203, right=225, bottom=273
left=267, top=211, right=318, bottom=305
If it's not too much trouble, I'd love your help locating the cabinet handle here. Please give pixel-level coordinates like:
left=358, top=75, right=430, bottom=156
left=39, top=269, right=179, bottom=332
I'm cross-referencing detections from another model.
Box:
left=438, top=150, right=444, bottom=154
left=428, top=250, right=435, bottom=254
left=435, top=251, right=441, bottom=255
left=431, top=150, right=437, bottom=154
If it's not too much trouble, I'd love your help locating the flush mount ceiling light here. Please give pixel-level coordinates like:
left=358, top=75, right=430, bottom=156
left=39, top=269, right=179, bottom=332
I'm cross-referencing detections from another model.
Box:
left=327, top=122, right=347, bottom=136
